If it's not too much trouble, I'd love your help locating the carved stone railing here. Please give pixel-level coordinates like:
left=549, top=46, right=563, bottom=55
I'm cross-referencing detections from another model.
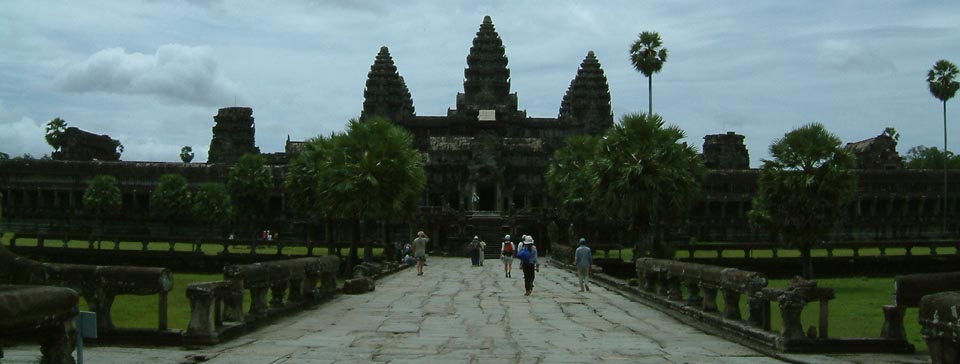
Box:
left=637, top=258, right=768, bottom=324
left=674, top=239, right=960, bottom=259
left=919, top=290, right=960, bottom=364
left=9, top=231, right=353, bottom=258
left=185, top=256, right=340, bottom=344
left=0, top=244, right=173, bottom=338
left=881, top=272, right=960, bottom=347
left=630, top=258, right=911, bottom=353
left=0, top=285, right=79, bottom=364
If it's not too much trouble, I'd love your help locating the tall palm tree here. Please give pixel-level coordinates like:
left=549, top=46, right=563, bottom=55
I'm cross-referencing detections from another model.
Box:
left=927, top=59, right=959, bottom=233
left=629, top=32, right=668, bottom=114
left=286, top=117, right=425, bottom=273
left=749, top=123, right=857, bottom=279
left=591, top=113, right=703, bottom=259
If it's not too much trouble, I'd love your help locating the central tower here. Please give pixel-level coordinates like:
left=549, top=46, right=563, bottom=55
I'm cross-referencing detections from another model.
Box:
left=454, top=16, right=521, bottom=120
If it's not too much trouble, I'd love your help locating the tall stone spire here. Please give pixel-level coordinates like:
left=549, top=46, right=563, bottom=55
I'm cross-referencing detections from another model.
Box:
left=558, top=51, right=613, bottom=135
left=361, top=46, right=415, bottom=123
left=455, top=16, right=519, bottom=117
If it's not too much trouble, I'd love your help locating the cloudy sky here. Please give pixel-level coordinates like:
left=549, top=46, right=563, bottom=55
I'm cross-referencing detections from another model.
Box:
left=2, top=1, right=958, bottom=166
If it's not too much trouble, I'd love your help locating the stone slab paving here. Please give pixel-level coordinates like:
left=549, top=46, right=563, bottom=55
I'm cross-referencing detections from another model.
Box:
left=1, top=257, right=930, bottom=364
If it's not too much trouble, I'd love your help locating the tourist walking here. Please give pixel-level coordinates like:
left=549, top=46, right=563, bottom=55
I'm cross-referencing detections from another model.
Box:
left=478, top=238, right=487, bottom=266
left=412, top=231, right=429, bottom=276
left=517, top=235, right=539, bottom=296
left=500, top=234, right=515, bottom=278
left=468, top=236, right=482, bottom=266
left=574, top=238, right=593, bottom=292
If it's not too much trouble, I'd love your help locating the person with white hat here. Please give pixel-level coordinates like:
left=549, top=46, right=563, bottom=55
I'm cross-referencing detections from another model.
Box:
left=516, top=235, right=539, bottom=296
left=500, top=234, right=515, bottom=278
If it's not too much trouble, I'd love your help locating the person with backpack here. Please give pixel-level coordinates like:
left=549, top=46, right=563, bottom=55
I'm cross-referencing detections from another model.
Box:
left=574, top=238, right=593, bottom=292
left=517, top=235, right=539, bottom=296
left=500, top=234, right=515, bottom=278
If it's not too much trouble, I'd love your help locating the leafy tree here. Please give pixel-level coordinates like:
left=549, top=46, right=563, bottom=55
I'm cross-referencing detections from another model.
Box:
left=882, top=127, right=899, bottom=142
left=45, top=118, right=67, bottom=152
left=629, top=32, right=668, bottom=114
left=285, top=117, right=425, bottom=271
left=151, top=174, right=192, bottom=234
left=192, top=183, right=233, bottom=237
left=227, top=153, right=274, bottom=236
left=590, top=113, right=703, bottom=259
left=180, top=146, right=195, bottom=163
left=749, top=123, right=857, bottom=279
left=83, top=175, right=122, bottom=238
left=113, top=140, right=124, bottom=159
left=904, top=145, right=960, bottom=169
left=546, top=135, right=600, bottom=231
left=927, top=59, right=959, bottom=232
left=0, top=152, right=9, bottom=160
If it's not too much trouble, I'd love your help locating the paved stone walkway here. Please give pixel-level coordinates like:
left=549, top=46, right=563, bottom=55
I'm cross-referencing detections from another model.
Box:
left=1, top=257, right=930, bottom=363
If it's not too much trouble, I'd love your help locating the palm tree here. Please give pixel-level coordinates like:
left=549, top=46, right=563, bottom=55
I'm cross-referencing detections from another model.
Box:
left=180, top=146, right=195, bottom=163
left=546, top=135, right=600, bottom=239
left=629, top=32, right=668, bottom=114
left=45, top=117, right=68, bottom=155
left=749, top=123, right=857, bottom=279
left=591, top=113, right=703, bottom=259
left=927, top=59, right=959, bottom=233
left=286, top=117, right=425, bottom=273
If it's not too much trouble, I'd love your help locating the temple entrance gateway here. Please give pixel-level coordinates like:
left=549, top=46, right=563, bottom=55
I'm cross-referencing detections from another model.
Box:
left=477, top=185, right=497, bottom=211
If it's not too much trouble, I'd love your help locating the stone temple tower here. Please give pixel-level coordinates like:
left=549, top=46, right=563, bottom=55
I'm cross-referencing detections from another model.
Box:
left=702, top=132, right=749, bottom=169
left=361, top=46, right=415, bottom=123
left=207, top=107, right=260, bottom=164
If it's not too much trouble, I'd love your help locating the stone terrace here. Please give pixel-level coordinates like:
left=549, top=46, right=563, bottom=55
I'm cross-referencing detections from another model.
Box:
left=2, top=257, right=929, bottom=364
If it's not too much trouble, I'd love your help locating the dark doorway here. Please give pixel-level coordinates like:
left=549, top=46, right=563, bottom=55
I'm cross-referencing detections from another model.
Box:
left=477, top=185, right=496, bottom=211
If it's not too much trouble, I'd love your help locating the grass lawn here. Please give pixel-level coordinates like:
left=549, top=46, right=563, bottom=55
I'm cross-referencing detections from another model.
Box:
left=79, top=272, right=348, bottom=331
left=84, top=272, right=244, bottom=330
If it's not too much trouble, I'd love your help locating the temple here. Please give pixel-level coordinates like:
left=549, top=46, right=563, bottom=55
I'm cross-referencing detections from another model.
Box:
left=0, top=16, right=958, bottom=254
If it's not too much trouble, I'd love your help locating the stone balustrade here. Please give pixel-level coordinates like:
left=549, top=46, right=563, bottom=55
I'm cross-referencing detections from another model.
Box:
left=881, top=272, right=960, bottom=352
left=1, top=244, right=173, bottom=336
left=919, top=290, right=960, bottom=364
left=186, top=256, right=340, bottom=344
left=674, top=239, right=960, bottom=259
left=637, top=258, right=768, bottom=324
left=0, top=285, right=79, bottom=364
left=633, top=258, right=862, bottom=352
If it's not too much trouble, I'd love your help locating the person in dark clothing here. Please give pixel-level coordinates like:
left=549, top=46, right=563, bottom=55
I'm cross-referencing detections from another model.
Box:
left=517, top=235, right=539, bottom=296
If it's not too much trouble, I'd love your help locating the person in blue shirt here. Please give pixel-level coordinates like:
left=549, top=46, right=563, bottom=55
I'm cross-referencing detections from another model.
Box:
left=518, top=235, right=539, bottom=296
left=574, top=238, right=593, bottom=292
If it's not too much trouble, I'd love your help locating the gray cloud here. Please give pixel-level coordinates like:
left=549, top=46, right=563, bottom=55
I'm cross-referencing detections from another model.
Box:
left=55, top=44, right=244, bottom=107
left=817, top=40, right=897, bottom=74
left=0, top=99, right=49, bottom=157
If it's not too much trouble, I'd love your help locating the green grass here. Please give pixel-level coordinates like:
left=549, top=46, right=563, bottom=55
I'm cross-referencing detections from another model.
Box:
left=79, top=272, right=245, bottom=330
left=711, top=276, right=924, bottom=352
left=95, top=272, right=348, bottom=331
